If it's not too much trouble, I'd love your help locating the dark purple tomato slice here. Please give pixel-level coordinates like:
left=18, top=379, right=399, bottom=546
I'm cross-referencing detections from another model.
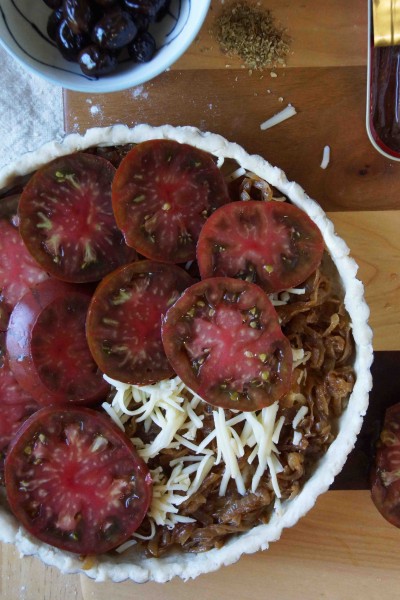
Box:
left=0, top=219, right=48, bottom=309
left=4, top=406, right=152, bottom=555
left=197, top=200, right=325, bottom=294
left=18, top=152, right=136, bottom=283
left=6, top=279, right=109, bottom=406
left=86, top=260, right=193, bottom=385
left=161, top=277, right=293, bottom=411
left=0, top=358, right=38, bottom=472
left=371, top=402, right=400, bottom=528
left=112, top=140, right=230, bottom=263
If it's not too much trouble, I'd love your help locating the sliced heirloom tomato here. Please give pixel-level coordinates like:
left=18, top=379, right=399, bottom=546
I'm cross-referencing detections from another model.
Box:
left=0, top=358, right=38, bottom=473
left=86, top=260, right=194, bottom=385
left=0, top=219, right=48, bottom=309
left=112, top=139, right=230, bottom=263
left=161, top=277, right=293, bottom=411
left=18, top=152, right=136, bottom=283
left=197, top=200, right=324, bottom=293
left=4, top=406, right=152, bottom=555
left=6, top=279, right=109, bottom=406
left=371, top=402, right=400, bottom=528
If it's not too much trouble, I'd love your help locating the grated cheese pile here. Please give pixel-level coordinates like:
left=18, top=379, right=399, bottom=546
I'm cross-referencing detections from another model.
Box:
left=102, top=365, right=310, bottom=532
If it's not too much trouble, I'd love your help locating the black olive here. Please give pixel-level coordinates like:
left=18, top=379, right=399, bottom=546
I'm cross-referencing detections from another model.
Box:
left=119, top=3, right=150, bottom=32
left=127, top=30, right=156, bottom=63
left=55, top=19, right=89, bottom=61
left=47, top=8, right=64, bottom=41
left=121, top=0, right=166, bottom=22
left=78, top=44, right=119, bottom=76
left=93, top=0, right=118, bottom=6
left=92, top=10, right=138, bottom=50
left=63, top=0, right=95, bottom=34
left=155, top=0, right=171, bottom=22
left=42, top=0, right=62, bottom=8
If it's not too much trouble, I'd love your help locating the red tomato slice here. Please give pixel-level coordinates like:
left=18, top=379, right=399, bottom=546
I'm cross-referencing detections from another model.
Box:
left=86, top=261, right=194, bottom=385
left=0, top=358, right=38, bottom=472
left=197, top=200, right=324, bottom=293
left=0, top=219, right=48, bottom=308
left=18, top=152, right=136, bottom=283
left=112, top=140, right=230, bottom=263
left=371, top=402, right=400, bottom=528
left=4, top=406, right=152, bottom=555
left=161, top=277, right=293, bottom=411
left=6, top=279, right=109, bottom=406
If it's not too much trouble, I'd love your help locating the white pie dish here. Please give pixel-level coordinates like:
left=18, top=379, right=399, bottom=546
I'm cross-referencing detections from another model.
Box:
left=0, top=124, right=373, bottom=583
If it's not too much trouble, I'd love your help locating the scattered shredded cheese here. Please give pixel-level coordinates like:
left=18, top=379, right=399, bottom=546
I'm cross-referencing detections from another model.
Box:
left=293, top=431, right=303, bottom=446
left=291, top=348, right=312, bottom=369
left=102, top=377, right=299, bottom=530
left=292, top=405, right=309, bottom=429
left=226, top=166, right=246, bottom=182
left=320, top=145, right=330, bottom=169
left=260, top=105, right=297, bottom=131
left=269, top=286, right=306, bottom=307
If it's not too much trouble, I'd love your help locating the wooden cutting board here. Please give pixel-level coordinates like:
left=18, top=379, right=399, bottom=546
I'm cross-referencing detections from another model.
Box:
left=2, top=1, right=400, bottom=598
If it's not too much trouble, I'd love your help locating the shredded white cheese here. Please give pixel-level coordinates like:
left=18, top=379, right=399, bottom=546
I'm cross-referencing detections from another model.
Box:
left=293, top=431, right=303, bottom=446
left=260, top=105, right=297, bottom=131
left=102, top=376, right=298, bottom=530
left=292, top=405, right=309, bottom=429
left=226, top=166, right=246, bottom=182
left=291, top=348, right=312, bottom=369
left=320, top=145, right=330, bottom=169
left=269, top=286, right=306, bottom=307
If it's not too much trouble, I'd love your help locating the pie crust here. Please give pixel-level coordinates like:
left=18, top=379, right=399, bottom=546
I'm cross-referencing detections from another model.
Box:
left=0, top=125, right=373, bottom=583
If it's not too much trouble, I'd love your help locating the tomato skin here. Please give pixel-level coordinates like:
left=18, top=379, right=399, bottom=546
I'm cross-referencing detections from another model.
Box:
left=86, top=260, right=194, bottom=385
left=0, top=357, right=38, bottom=473
left=0, top=219, right=49, bottom=309
left=4, top=406, right=152, bottom=555
left=371, top=402, right=400, bottom=528
left=197, top=200, right=325, bottom=293
left=162, top=277, right=293, bottom=411
left=6, top=279, right=109, bottom=406
left=112, top=139, right=230, bottom=264
left=18, top=152, right=136, bottom=283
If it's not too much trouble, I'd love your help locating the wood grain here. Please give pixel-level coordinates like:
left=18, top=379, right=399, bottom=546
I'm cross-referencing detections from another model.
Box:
left=155, top=0, right=367, bottom=70
left=78, top=491, right=400, bottom=600
left=64, top=65, right=400, bottom=212
left=0, top=543, right=84, bottom=600
left=330, top=211, right=400, bottom=351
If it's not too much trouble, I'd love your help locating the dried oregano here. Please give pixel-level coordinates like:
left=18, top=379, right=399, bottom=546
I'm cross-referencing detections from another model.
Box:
left=214, top=1, right=290, bottom=70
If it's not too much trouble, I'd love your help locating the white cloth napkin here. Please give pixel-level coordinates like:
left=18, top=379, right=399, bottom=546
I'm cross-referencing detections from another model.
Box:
left=0, top=45, right=64, bottom=171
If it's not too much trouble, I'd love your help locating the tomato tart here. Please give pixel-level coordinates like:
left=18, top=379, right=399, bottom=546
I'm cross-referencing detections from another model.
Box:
left=0, top=125, right=373, bottom=583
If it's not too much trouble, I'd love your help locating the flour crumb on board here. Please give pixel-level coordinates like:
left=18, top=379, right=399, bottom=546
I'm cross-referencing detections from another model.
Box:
left=90, top=105, right=101, bottom=116
left=132, top=85, right=149, bottom=99
left=72, top=115, right=79, bottom=131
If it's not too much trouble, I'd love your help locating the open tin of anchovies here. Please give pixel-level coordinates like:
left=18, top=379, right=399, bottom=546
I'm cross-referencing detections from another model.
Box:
left=366, top=0, right=400, bottom=160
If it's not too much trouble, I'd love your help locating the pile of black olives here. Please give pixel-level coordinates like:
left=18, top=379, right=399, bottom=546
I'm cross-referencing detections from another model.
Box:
left=44, top=0, right=171, bottom=77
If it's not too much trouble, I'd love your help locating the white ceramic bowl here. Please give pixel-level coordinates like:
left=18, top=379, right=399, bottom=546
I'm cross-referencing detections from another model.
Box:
left=0, top=0, right=210, bottom=93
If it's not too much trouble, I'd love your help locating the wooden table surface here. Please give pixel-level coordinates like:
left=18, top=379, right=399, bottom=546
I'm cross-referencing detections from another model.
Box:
left=2, top=0, right=400, bottom=598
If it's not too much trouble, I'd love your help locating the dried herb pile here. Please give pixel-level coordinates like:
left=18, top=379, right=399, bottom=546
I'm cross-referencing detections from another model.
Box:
left=214, top=1, right=290, bottom=70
